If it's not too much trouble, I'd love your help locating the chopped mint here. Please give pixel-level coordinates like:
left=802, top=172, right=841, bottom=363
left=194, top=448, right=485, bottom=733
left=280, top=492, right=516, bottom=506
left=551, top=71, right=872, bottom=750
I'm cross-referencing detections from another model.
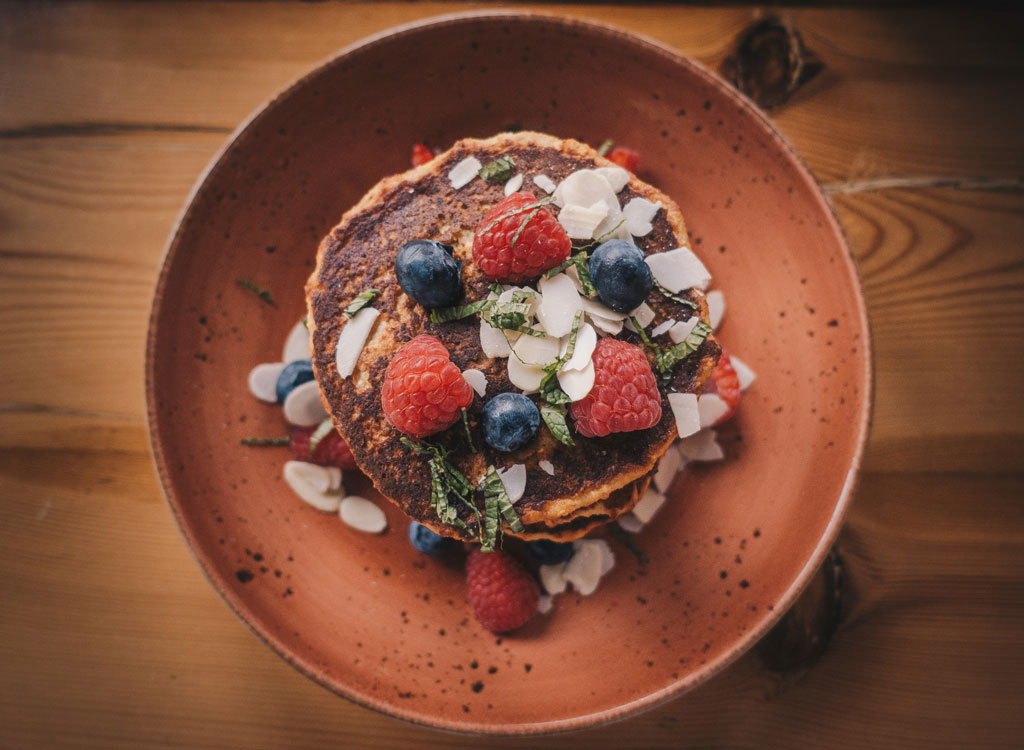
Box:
left=236, top=278, right=274, bottom=305
left=656, top=320, right=712, bottom=378
left=308, top=418, right=333, bottom=457
left=478, top=155, right=516, bottom=183
left=430, top=298, right=493, bottom=324
left=240, top=436, right=289, bottom=446
left=541, top=404, right=574, bottom=446
left=653, top=280, right=698, bottom=309
left=344, top=289, right=380, bottom=318
left=597, top=139, right=614, bottom=157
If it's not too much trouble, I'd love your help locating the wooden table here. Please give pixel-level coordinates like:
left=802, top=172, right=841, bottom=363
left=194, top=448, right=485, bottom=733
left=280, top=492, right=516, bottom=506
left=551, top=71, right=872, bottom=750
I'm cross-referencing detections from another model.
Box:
left=2, top=3, right=1022, bottom=747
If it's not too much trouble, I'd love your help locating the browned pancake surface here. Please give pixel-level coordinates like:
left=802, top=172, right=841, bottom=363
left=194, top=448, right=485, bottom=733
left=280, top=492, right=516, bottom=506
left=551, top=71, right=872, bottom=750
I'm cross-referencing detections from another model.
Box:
left=306, top=132, right=718, bottom=540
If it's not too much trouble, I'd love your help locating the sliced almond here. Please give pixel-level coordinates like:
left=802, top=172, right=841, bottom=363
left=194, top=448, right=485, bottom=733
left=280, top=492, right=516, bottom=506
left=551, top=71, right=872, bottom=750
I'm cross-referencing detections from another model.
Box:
left=506, top=355, right=546, bottom=394
left=617, top=514, right=643, bottom=533
left=283, top=461, right=343, bottom=512
left=503, top=173, right=524, bottom=196
left=558, top=322, right=597, bottom=372
left=540, top=562, right=569, bottom=595
left=565, top=540, right=604, bottom=596
left=668, top=317, right=699, bottom=343
left=678, top=428, right=725, bottom=462
left=558, top=201, right=609, bottom=240
left=282, top=320, right=310, bottom=363
left=627, top=302, right=656, bottom=330
left=557, top=360, right=596, bottom=401
left=462, top=368, right=488, bottom=397
left=513, top=333, right=561, bottom=367
left=536, top=274, right=582, bottom=338
left=645, top=247, right=712, bottom=292
left=651, top=319, right=676, bottom=338
left=553, top=169, right=620, bottom=216
left=668, top=392, right=701, bottom=438
left=538, top=460, right=555, bottom=476
left=594, top=166, right=630, bottom=193
left=248, top=362, right=286, bottom=403
left=498, top=463, right=527, bottom=503
left=731, top=354, right=757, bottom=391
left=479, top=319, right=512, bottom=358
left=622, top=197, right=662, bottom=237
left=533, top=174, right=557, bottom=194
left=653, top=447, right=682, bottom=494
left=589, top=314, right=625, bottom=336
left=580, top=295, right=628, bottom=321
left=448, top=156, right=481, bottom=189
left=335, top=307, right=380, bottom=378
left=282, top=380, right=328, bottom=427
left=537, top=595, right=554, bottom=614
left=339, top=496, right=388, bottom=534
left=631, top=487, right=667, bottom=524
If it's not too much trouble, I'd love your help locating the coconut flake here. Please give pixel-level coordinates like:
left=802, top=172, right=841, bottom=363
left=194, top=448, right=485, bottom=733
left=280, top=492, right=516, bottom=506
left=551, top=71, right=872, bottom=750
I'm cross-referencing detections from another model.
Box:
left=632, top=487, right=667, bottom=524
left=248, top=362, right=286, bottom=403
left=536, top=274, right=582, bottom=338
left=668, top=317, right=699, bottom=343
left=594, top=166, right=630, bottom=192
left=283, top=461, right=343, bottom=512
left=537, top=595, right=554, bottom=614
left=653, top=447, right=683, bottom=494
left=533, top=174, right=557, bottom=193
left=707, top=290, right=725, bottom=330
left=668, top=392, right=701, bottom=438
left=565, top=540, right=605, bottom=595
left=538, top=460, right=555, bottom=476
left=497, top=464, right=527, bottom=503
left=462, top=368, right=487, bottom=397
left=589, top=315, right=624, bottom=336
left=559, top=322, right=597, bottom=372
left=503, top=173, right=524, bottom=195
left=651, top=319, right=675, bottom=338
left=622, top=197, right=662, bottom=237
left=335, top=307, right=380, bottom=378
left=558, top=201, right=609, bottom=239
left=479, top=319, right=512, bottom=358
left=627, top=302, right=656, bottom=330
left=540, top=562, right=569, bottom=595
left=513, top=333, right=561, bottom=367
left=698, top=394, right=729, bottom=427
left=557, top=360, right=596, bottom=401
left=731, top=354, right=757, bottom=391
left=448, top=156, right=481, bottom=189
left=678, top=428, right=725, bottom=462
left=645, top=247, right=712, bottom=292
left=282, top=380, right=327, bottom=427
left=339, top=496, right=388, bottom=534
left=617, top=514, right=643, bottom=533
left=282, top=320, right=310, bottom=363
left=506, top=355, right=545, bottom=393
left=553, top=169, right=620, bottom=216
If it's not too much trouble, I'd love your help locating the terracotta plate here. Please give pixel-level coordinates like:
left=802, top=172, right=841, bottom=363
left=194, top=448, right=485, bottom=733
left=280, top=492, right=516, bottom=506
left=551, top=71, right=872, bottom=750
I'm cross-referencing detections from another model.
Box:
left=147, top=12, right=871, bottom=734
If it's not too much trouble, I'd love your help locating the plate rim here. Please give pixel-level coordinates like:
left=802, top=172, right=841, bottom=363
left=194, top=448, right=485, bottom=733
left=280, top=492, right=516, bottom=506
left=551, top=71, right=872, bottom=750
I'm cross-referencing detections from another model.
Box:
left=145, top=9, right=874, bottom=735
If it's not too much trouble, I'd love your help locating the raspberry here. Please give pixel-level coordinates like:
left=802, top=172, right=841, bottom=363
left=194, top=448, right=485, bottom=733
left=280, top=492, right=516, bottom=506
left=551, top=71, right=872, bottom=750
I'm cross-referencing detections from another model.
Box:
left=466, top=549, right=539, bottom=633
left=570, top=338, right=662, bottom=438
left=703, top=348, right=741, bottom=425
left=289, top=426, right=357, bottom=469
left=381, top=334, right=474, bottom=438
left=472, top=191, right=571, bottom=282
left=607, top=146, right=640, bottom=172
left=411, top=143, right=433, bottom=167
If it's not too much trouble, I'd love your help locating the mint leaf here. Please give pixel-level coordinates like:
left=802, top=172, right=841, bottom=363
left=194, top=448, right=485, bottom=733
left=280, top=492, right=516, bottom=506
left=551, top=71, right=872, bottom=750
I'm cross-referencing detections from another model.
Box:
left=653, top=280, right=698, bottom=309
left=478, top=195, right=555, bottom=237
left=597, top=139, right=614, bottom=157
left=430, top=298, right=493, bottom=324
left=402, top=437, right=480, bottom=533
left=240, top=436, right=289, bottom=446
left=344, top=288, right=380, bottom=317
left=479, top=155, right=516, bottom=183
left=541, top=404, right=575, bottom=446
left=236, top=278, right=274, bottom=305
left=657, top=320, right=712, bottom=377
left=461, top=408, right=477, bottom=453
left=610, top=522, right=650, bottom=565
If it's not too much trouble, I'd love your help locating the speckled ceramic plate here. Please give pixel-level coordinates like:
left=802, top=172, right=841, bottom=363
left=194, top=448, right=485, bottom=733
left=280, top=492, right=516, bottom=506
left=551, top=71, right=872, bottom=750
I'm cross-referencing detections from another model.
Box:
left=146, top=12, right=871, bottom=735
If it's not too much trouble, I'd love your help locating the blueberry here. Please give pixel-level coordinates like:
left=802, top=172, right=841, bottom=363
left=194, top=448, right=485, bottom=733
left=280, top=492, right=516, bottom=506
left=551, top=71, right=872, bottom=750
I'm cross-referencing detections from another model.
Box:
left=275, top=359, right=314, bottom=403
left=588, top=239, right=653, bottom=313
left=481, top=393, right=540, bottom=452
left=408, top=521, right=448, bottom=555
left=524, top=539, right=575, bottom=565
left=395, top=239, right=463, bottom=309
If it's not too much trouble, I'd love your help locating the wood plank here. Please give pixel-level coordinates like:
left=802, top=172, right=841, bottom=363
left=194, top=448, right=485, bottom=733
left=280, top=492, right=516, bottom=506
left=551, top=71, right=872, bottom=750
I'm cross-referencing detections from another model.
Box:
left=1, top=448, right=1020, bottom=748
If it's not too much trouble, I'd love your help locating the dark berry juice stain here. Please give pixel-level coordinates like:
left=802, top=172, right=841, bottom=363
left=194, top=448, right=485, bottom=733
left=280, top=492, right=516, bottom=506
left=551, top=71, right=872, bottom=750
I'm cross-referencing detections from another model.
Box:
left=236, top=569, right=254, bottom=583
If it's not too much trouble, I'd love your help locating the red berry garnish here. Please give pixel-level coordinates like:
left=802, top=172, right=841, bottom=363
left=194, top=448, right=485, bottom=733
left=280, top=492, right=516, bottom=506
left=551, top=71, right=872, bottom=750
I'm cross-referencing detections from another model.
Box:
left=472, top=191, right=571, bottom=282
left=411, top=143, right=433, bottom=167
left=381, top=334, right=474, bottom=438
left=289, top=425, right=357, bottom=469
left=466, top=548, right=539, bottom=633
left=607, top=146, right=640, bottom=172
left=570, top=338, right=662, bottom=438
left=703, top=348, right=741, bottom=425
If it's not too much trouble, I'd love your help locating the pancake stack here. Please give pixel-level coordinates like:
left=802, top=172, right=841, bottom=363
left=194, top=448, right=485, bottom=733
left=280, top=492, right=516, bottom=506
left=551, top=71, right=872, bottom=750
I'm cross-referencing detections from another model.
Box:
left=306, top=132, right=719, bottom=542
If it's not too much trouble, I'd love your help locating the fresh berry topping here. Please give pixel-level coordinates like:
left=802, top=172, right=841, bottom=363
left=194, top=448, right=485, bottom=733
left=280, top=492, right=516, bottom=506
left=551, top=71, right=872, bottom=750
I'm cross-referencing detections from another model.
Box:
left=589, top=239, right=654, bottom=313
left=472, top=191, right=571, bottom=282
left=703, top=348, right=741, bottom=425
left=411, top=143, right=433, bottom=167
left=381, top=334, right=474, bottom=438
left=275, top=359, right=315, bottom=403
left=289, top=425, right=358, bottom=469
left=466, top=548, right=539, bottom=633
left=608, top=146, right=640, bottom=172
left=524, top=539, right=575, bottom=565
left=408, top=520, right=448, bottom=555
left=481, top=392, right=540, bottom=452
left=395, top=239, right=463, bottom=309
left=570, top=338, right=662, bottom=438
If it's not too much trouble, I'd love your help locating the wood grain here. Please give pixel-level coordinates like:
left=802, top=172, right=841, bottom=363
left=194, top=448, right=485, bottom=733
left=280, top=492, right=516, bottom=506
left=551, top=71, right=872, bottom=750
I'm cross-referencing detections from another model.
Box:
left=1, top=2, right=1022, bottom=748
